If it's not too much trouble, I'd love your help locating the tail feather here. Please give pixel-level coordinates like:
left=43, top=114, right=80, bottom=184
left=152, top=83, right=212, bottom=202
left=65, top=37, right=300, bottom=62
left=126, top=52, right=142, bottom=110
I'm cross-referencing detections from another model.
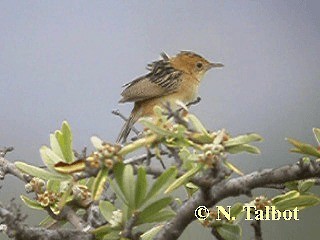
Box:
left=116, top=113, right=136, bottom=143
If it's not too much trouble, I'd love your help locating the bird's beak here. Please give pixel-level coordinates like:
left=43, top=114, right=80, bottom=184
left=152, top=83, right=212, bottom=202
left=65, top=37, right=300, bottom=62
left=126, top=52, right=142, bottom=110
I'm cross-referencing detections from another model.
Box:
left=209, top=62, right=224, bottom=69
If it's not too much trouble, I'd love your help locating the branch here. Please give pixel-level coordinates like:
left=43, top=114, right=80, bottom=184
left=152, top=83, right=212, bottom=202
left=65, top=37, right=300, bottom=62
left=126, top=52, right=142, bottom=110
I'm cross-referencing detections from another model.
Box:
left=155, top=159, right=320, bottom=240
left=251, top=219, right=262, bottom=240
left=0, top=149, right=31, bottom=183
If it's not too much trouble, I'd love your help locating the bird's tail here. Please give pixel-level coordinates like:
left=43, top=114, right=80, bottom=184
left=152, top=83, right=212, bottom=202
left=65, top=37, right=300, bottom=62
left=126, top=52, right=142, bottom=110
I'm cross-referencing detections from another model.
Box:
left=116, top=110, right=138, bottom=144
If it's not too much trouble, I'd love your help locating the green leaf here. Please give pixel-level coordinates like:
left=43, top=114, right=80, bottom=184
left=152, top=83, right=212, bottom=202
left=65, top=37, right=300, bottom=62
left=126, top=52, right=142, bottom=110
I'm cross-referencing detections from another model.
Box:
left=92, top=167, right=109, bottom=201
left=99, top=201, right=116, bottom=222
left=50, top=133, right=64, bottom=160
left=272, top=190, right=300, bottom=205
left=140, top=119, right=172, bottom=137
left=230, top=203, right=244, bottom=219
left=40, top=146, right=65, bottom=171
left=138, top=209, right=175, bottom=224
left=109, top=179, right=128, bottom=206
left=91, top=224, right=113, bottom=238
left=215, top=223, right=242, bottom=240
left=55, top=121, right=74, bottom=163
left=286, top=137, right=320, bottom=157
left=223, top=160, right=243, bottom=176
left=122, top=164, right=135, bottom=208
left=274, top=195, right=320, bottom=211
left=137, top=197, right=172, bottom=224
left=15, top=162, right=72, bottom=181
left=165, top=165, right=202, bottom=194
left=224, top=133, right=263, bottom=147
left=135, top=167, right=148, bottom=208
left=113, top=162, right=126, bottom=198
left=144, top=167, right=177, bottom=202
left=313, top=128, right=320, bottom=146
left=188, top=114, right=211, bottom=138
left=298, top=179, right=315, bottom=193
left=185, top=182, right=199, bottom=197
left=102, top=231, right=120, bottom=240
left=140, top=225, right=164, bottom=240
left=20, top=195, right=43, bottom=210
left=225, top=144, right=261, bottom=154
left=91, top=136, right=104, bottom=150
left=47, top=180, right=61, bottom=193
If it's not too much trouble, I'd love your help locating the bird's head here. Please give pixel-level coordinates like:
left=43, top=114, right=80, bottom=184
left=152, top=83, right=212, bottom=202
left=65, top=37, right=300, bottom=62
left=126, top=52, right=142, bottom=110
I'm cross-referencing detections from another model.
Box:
left=170, top=51, right=223, bottom=81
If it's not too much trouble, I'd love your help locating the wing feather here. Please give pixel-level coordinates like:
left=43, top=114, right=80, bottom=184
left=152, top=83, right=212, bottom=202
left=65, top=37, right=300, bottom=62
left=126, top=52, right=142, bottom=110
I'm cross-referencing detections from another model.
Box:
left=119, top=59, right=182, bottom=103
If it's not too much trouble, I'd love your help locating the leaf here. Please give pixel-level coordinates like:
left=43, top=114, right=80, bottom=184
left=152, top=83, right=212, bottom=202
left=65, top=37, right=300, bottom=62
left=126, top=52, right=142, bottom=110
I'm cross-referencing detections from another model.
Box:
left=99, top=201, right=116, bottom=222
left=224, top=133, right=263, bottom=147
left=185, top=182, right=199, bottom=197
left=113, top=162, right=126, bottom=197
left=50, top=133, right=64, bottom=160
left=223, top=160, right=244, bottom=176
left=91, top=136, right=104, bottom=150
left=138, top=209, right=175, bottom=224
left=272, top=190, right=300, bottom=205
left=47, top=180, right=61, bottom=193
left=144, top=167, right=177, bottom=202
left=110, top=179, right=128, bottom=206
left=230, top=203, right=244, bottom=218
left=40, top=146, right=64, bottom=172
left=135, top=167, right=148, bottom=208
left=313, top=128, right=320, bottom=146
left=215, top=223, right=242, bottom=240
left=92, top=167, right=109, bottom=201
left=55, top=121, right=74, bottom=163
left=286, top=138, right=320, bottom=157
left=90, top=224, right=113, bottom=238
left=225, top=144, right=261, bottom=154
left=57, top=184, right=72, bottom=210
left=137, top=197, right=172, bottom=224
left=54, top=160, right=86, bottom=174
left=140, top=225, right=164, bottom=240
left=165, top=165, right=202, bottom=194
left=123, top=164, right=136, bottom=208
left=140, top=119, right=172, bottom=137
left=20, top=195, right=43, bottom=210
left=15, top=162, right=72, bottom=181
left=298, top=179, right=315, bottom=193
left=274, top=195, right=320, bottom=211
left=188, top=114, right=211, bottom=138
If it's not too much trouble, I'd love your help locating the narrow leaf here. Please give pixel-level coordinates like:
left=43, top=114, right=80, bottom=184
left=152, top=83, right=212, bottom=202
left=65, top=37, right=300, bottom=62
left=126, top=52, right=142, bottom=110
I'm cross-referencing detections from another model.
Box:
left=165, top=165, right=202, bottom=194
left=99, top=201, right=116, bottom=222
left=140, top=119, right=172, bottom=137
left=216, top=223, right=242, bottom=240
left=91, top=136, right=104, bottom=150
left=15, top=162, right=72, bottom=181
left=55, top=121, right=74, bottom=163
left=50, top=133, right=64, bottom=159
left=122, top=164, right=135, bottom=208
left=313, top=128, right=320, bottom=146
left=140, top=225, right=164, bottom=240
left=54, top=160, right=86, bottom=174
left=137, top=197, right=172, bottom=224
left=274, top=195, right=320, bottom=211
left=286, top=138, right=320, bottom=157
left=20, top=195, right=43, bottom=210
left=224, top=133, right=263, bottom=147
left=92, top=167, right=109, bottom=201
left=138, top=209, right=175, bottom=224
left=226, top=144, right=261, bottom=154
left=135, top=167, right=148, bottom=208
left=144, top=167, right=177, bottom=202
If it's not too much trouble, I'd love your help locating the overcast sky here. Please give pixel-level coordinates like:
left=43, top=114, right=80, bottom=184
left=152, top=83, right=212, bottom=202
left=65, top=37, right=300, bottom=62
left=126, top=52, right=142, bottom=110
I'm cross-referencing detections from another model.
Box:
left=1, top=1, right=320, bottom=239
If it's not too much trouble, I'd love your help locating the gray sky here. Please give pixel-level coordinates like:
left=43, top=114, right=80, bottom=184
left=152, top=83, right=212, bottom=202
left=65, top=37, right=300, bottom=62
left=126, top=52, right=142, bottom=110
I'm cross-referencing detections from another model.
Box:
left=1, top=1, right=320, bottom=239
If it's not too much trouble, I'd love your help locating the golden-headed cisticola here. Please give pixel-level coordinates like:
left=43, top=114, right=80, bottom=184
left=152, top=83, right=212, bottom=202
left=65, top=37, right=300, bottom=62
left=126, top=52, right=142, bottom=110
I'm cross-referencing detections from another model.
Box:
left=117, top=51, right=223, bottom=143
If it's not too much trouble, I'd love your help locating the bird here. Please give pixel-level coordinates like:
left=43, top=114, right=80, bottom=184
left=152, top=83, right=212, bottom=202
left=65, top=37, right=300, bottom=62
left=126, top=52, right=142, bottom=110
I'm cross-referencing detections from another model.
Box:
left=116, top=51, right=223, bottom=143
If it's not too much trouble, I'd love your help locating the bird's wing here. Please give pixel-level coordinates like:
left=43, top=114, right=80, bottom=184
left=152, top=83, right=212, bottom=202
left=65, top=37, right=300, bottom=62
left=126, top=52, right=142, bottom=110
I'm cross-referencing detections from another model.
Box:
left=119, top=60, right=182, bottom=103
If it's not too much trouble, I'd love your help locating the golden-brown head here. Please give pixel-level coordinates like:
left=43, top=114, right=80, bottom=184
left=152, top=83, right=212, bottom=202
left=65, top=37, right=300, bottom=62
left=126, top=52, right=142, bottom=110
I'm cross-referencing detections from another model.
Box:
left=170, top=51, right=224, bottom=81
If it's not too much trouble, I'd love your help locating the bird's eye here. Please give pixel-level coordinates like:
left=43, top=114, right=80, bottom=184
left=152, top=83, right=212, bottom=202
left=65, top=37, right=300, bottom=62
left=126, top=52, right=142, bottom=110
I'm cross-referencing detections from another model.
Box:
left=196, top=62, right=203, bottom=69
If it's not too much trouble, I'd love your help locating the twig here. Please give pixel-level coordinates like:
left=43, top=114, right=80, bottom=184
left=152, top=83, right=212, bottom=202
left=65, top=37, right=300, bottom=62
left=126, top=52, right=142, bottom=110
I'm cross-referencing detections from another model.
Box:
left=211, top=226, right=224, bottom=240
left=112, top=109, right=139, bottom=134
left=155, top=160, right=320, bottom=240
left=251, top=219, right=262, bottom=240
left=0, top=156, right=31, bottom=182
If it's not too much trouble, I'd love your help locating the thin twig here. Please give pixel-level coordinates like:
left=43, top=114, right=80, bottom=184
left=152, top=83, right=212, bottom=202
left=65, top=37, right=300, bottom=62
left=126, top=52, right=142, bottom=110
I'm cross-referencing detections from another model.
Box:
left=112, top=109, right=139, bottom=134
left=251, top=219, right=262, bottom=240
